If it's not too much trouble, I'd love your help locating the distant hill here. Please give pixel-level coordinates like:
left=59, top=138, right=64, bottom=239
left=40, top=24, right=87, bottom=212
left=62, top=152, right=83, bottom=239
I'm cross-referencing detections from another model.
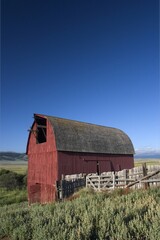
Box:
left=135, top=148, right=160, bottom=159
left=0, top=152, right=28, bottom=161
left=135, top=154, right=160, bottom=159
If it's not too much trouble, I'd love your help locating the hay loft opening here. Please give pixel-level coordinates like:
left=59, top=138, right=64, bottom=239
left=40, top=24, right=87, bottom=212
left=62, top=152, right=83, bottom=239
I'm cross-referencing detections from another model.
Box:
left=35, top=116, right=47, bottom=144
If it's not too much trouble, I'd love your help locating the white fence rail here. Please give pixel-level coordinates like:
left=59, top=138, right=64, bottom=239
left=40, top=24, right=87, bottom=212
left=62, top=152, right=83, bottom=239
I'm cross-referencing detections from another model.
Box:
left=86, top=164, right=160, bottom=191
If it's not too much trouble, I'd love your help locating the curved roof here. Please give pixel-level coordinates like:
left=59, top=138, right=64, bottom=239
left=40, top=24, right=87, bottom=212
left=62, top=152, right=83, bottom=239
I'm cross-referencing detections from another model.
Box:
left=44, top=115, right=135, bottom=155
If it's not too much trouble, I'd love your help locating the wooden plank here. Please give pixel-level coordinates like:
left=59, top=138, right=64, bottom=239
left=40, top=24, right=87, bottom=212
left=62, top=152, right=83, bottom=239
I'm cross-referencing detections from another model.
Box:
left=112, top=172, right=115, bottom=189
left=124, top=169, right=129, bottom=185
left=141, top=179, right=160, bottom=183
left=86, top=165, right=160, bottom=191
left=37, top=125, right=47, bottom=128
left=86, top=177, right=98, bottom=190
left=125, top=170, right=160, bottom=188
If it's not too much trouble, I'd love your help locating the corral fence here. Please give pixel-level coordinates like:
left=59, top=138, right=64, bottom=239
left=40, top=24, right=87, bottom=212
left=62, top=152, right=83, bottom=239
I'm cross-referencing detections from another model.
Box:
left=56, top=174, right=86, bottom=200
left=56, top=164, right=160, bottom=199
left=86, top=164, right=160, bottom=191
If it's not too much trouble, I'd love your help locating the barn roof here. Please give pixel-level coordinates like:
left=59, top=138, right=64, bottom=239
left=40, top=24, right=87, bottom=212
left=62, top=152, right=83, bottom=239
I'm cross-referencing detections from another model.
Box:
left=39, top=115, right=134, bottom=155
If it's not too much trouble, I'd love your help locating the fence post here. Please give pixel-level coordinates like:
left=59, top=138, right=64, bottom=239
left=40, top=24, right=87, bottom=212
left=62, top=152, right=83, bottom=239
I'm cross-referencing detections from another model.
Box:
left=86, top=176, right=88, bottom=188
left=60, top=174, right=65, bottom=200
left=142, top=163, right=149, bottom=189
left=113, top=172, right=115, bottom=189
left=98, top=175, right=101, bottom=191
left=124, top=169, right=129, bottom=186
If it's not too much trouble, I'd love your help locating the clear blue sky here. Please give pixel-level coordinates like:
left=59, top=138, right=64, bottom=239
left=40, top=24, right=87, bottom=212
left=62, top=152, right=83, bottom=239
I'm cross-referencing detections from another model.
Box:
left=1, top=0, right=160, bottom=153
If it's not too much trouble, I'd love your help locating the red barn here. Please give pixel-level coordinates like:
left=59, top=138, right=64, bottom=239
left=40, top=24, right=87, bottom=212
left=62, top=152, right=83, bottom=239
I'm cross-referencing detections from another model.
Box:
left=27, top=113, right=134, bottom=203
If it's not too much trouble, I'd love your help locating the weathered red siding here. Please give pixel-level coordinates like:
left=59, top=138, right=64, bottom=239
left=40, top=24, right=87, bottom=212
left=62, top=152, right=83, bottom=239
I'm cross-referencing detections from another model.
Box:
left=57, top=151, right=134, bottom=180
left=27, top=119, right=58, bottom=203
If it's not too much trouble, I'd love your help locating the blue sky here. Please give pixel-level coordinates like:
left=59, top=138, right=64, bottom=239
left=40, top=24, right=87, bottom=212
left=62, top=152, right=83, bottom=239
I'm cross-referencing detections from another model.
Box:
left=1, top=0, right=160, bottom=153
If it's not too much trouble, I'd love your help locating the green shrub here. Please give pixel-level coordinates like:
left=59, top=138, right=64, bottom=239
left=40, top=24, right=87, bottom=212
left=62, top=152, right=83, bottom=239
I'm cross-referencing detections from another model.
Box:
left=0, top=169, right=27, bottom=190
left=0, top=187, right=160, bottom=240
left=0, top=169, right=10, bottom=175
left=0, top=188, right=27, bottom=206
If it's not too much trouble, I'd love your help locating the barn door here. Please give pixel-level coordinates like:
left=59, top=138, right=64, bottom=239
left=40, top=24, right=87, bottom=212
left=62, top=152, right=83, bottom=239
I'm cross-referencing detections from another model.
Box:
left=84, top=159, right=113, bottom=175
left=99, top=160, right=112, bottom=173
left=29, top=183, right=41, bottom=203
left=84, top=160, right=101, bottom=175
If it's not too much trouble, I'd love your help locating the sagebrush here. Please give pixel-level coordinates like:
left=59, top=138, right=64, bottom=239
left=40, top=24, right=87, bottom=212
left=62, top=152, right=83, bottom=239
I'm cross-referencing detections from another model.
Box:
left=0, top=187, right=160, bottom=240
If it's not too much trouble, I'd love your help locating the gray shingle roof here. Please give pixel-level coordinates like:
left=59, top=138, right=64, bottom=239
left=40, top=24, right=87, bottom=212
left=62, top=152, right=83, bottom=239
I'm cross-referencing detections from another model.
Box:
left=45, top=115, right=134, bottom=155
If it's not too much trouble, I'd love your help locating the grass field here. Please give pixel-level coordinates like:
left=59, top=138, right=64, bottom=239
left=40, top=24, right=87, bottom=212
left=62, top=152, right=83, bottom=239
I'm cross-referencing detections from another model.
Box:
left=0, top=188, right=27, bottom=206
left=134, top=158, right=160, bottom=167
left=0, top=161, right=27, bottom=174
left=0, top=187, right=160, bottom=240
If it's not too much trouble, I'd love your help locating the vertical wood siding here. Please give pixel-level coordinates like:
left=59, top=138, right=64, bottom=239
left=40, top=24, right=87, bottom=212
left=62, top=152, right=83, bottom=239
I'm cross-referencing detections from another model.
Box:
left=57, top=152, right=134, bottom=180
left=27, top=120, right=58, bottom=203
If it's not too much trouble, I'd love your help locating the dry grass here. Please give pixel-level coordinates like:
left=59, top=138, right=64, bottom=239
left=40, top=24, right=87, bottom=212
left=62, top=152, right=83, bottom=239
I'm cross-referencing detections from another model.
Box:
left=0, top=162, right=27, bottom=174
left=134, top=158, right=160, bottom=167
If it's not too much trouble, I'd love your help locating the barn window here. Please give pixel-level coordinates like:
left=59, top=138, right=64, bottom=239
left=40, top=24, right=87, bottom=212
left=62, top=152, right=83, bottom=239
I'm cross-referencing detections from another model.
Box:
left=36, top=117, right=47, bottom=144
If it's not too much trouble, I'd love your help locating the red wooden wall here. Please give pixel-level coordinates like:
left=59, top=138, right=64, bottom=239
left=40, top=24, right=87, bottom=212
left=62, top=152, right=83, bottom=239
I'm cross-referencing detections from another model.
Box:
left=57, top=151, right=134, bottom=180
left=27, top=120, right=58, bottom=204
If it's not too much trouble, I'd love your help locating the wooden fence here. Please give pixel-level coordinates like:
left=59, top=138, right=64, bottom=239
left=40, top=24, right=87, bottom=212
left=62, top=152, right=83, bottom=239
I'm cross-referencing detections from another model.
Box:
left=86, top=164, right=160, bottom=191
left=56, top=164, right=160, bottom=199
left=56, top=175, right=86, bottom=200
